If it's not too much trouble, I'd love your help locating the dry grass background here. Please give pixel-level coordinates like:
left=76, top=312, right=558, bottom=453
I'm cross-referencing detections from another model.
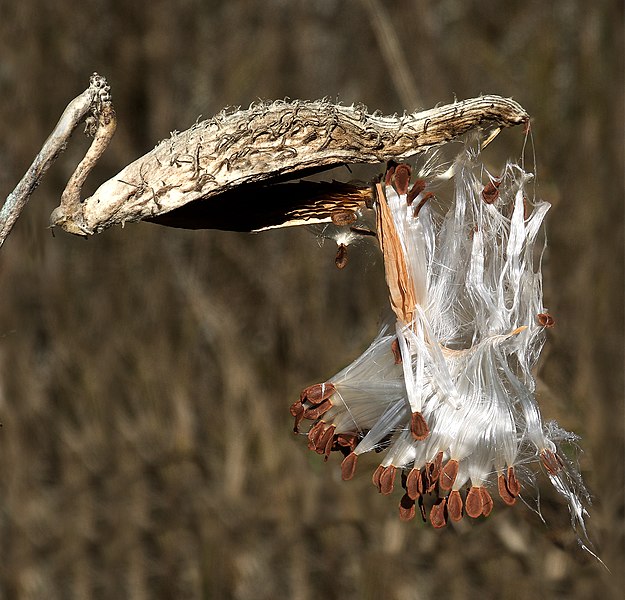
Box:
left=0, top=0, right=623, bottom=598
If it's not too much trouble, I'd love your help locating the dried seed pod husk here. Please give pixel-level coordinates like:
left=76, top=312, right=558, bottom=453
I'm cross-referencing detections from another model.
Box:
left=51, top=96, right=529, bottom=236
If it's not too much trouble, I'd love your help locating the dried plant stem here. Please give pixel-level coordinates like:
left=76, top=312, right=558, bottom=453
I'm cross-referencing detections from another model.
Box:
left=50, top=95, right=528, bottom=236
left=0, top=74, right=113, bottom=248
left=359, top=0, right=423, bottom=109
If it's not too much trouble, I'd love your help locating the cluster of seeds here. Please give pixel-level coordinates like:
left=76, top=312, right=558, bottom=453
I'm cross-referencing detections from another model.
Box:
left=290, top=146, right=592, bottom=536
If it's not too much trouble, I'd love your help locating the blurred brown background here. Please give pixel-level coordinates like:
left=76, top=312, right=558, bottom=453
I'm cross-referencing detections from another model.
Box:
left=0, top=1, right=623, bottom=598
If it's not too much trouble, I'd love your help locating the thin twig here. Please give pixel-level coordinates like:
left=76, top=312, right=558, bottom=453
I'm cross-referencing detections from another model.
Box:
left=0, top=73, right=113, bottom=248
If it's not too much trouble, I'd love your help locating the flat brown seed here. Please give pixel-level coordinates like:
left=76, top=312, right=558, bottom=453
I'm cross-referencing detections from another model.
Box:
left=439, top=459, right=459, bottom=492
left=430, top=498, right=447, bottom=529
left=429, top=451, right=444, bottom=485
left=447, top=490, right=463, bottom=522
left=399, top=493, right=416, bottom=521
left=482, top=180, right=501, bottom=204
left=394, top=164, right=412, bottom=195
left=498, top=473, right=517, bottom=506
left=372, top=465, right=384, bottom=491
left=289, top=400, right=304, bottom=418
left=406, top=179, right=426, bottom=205
left=506, top=466, right=521, bottom=497
left=301, top=383, right=335, bottom=405
left=341, top=452, right=358, bottom=481
left=537, top=312, right=555, bottom=328
left=480, top=488, right=494, bottom=517
left=319, top=425, right=336, bottom=459
left=290, top=401, right=305, bottom=432
left=540, top=448, right=563, bottom=475
left=406, top=468, right=421, bottom=500
left=410, top=411, right=430, bottom=441
left=307, top=420, right=325, bottom=450
left=465, top=486, right=484, bottom=518
left=335, top=243, right=348, bottom=269
left=391, top=338, right=402, bottom=364
left=413, top=192, right=434, bottom=217
left=302, top=398, right=332, bottom=420
left=379, top=465, right=397, bottom=495
left=331, top=210, right=357, bottom=227
left=336, top=433, right=357, bottom=450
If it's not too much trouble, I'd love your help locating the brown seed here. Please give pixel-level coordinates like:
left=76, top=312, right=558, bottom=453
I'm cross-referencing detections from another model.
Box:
left=334, top=243, right=349, bottom=268
left=399, top=493, right=416, bottom=521
left=506, top=466, right=521, bottom=497
left=447, top=490, right=463, bottom=522
left=537, top=312, right=555, bottom=328
left=418, top=469, right=427, bottom=496
left=331, top=210, right=357, bottom=227
left=480, top=488, right=494, bottom=517
left=406, top=468, right=421, bottom=500
left=406, top=179, right=426, bottom=205
left=307, top=421, right=326, bottom=451
left=498, top=473, right=517, bottom=506
left=482, top=179, right=501, bottom=204
left=290, top=401, right=305, bottom=432
left=540, top=448, right=563, bottom=475
left=341, top=452, right=358, bottom=480
left=429, top=451, right=444, bottom=486
left=335, top=243, right=348, bottom=269
left=335, top=433, right=357, bottom=450
left=410, top=411, right=430, bottom=441
left=372, top=465, right=384, bottom=491
left=379, top=465, right=397, bottom=495
left=439, top=459, right=459, bottom=492
left=301, top=383, right=335, bottom=405
left=394, top=164, right=412, bottom=195
left=391, top=338, right=402, bottom=364
left=318, top=425, right=336, bottom=459
left=465, top=486, right=484, bottom=518
left=303, top=398, right=333, bottom=420
left=289, top=400, right=303, bottom=418
left=430, top=498, right=447, bottom=528
left=413, top=192, right=434, bottom=217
